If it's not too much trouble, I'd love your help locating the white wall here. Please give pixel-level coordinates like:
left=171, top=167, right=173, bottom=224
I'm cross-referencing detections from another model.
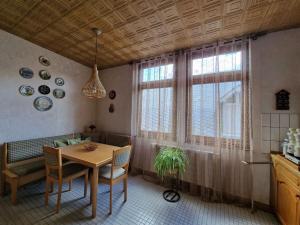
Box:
left=252, top=28, right=300, bottom=204
left=0, top=29, right=96, bottom=143
left=96, top=64, right=132, bottom=135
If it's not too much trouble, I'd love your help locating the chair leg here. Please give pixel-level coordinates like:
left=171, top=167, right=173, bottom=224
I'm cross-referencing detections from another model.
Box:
left=56, top=180, right=62, bottom=213
left=10, top=179, right=18, bottom=205
left=45, top=178, right=49, bottom=206
left=124, top=177, right=127, bottom=202
left=109, top=182, right=113, bottom=215
left=84, top=171, right=88, bottom=198
left=1, top=175, right=6, bottom=197
left=68, top=180, right=72, bottom=191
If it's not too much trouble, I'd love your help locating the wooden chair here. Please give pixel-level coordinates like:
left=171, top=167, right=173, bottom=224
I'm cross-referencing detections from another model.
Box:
left=99, top=145, right=132, bottom=215
left=43, top=146, right=89, bottom=213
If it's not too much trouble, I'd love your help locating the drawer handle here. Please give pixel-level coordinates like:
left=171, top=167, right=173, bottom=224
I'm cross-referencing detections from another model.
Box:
left=279, top=181, right=285, bottom=184
left=296, top=195, right=300, bottom=200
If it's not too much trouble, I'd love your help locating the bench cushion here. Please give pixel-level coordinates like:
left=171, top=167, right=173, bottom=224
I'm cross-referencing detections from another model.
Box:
left=10, top=160, right=45, bottom=176
left=6, top=133, right=81, bottom=163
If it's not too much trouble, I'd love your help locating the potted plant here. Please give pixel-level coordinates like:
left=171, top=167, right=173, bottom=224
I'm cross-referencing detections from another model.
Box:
left=154, top=146, right=187, bottom=202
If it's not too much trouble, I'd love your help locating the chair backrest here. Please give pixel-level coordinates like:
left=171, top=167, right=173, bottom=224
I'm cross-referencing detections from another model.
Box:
left=43, top=146, right=62, bottom=177
left=112, top=145, right=132, bottom=169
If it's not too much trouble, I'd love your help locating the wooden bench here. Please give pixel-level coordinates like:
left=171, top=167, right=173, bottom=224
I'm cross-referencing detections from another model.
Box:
left=2, top=144, right=45, bottom=204
left=0, top=133, right=82, bottom=204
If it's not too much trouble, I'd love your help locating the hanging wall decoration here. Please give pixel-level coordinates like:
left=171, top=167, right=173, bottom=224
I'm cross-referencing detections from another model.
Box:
left=39, top=70, right=51, bottom=80
left=109, top=90, right=116, bottom=100
left=53, top=88, right=65, bottom=99
left=34, top=96, right=53, bottom=111
left=109, top=104, right=114, bottom=113
left=39, top=56, right=50, bottom=66
left=19, top=67, right=34, bottom=79
left=38, top=85, right=50, bottom=95
left=55, top=77, right=64, bottom=86
left=19, top=85, right=34, bottom=96
left=276, top=89, right=290, bottom=110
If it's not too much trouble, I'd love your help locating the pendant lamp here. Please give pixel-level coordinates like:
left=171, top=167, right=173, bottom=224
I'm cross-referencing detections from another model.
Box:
left=82, top=28, right=106, bottom=99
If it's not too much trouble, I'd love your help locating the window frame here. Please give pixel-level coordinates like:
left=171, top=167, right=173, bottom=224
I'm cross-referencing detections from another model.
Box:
left=137, top=62, right=177, bottom=140
left=186, top=52, right=245, bottom=147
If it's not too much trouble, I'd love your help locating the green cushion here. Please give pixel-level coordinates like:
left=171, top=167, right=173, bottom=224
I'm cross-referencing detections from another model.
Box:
left=54, top=139, right=68, bottom=147
left=67, top=138, right=82, bottom=145
left=10, top=160, right=45, bottom=176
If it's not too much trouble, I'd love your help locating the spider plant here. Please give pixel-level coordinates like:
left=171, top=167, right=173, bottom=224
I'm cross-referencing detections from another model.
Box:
left=154, top=146, right=187, bottom=180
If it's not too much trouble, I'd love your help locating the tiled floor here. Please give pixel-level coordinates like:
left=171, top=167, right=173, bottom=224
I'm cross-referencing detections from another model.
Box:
left=0, top=175, right=279, bottom=225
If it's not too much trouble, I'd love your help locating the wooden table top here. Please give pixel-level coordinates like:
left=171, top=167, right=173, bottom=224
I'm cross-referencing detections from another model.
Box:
left=60, top=142, right=120, bottom=168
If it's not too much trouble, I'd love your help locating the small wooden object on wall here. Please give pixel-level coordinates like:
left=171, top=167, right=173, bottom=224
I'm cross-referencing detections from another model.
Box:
left=109, top=104, right=114, bottom=113
left=276, top=89, right=290, bottom=110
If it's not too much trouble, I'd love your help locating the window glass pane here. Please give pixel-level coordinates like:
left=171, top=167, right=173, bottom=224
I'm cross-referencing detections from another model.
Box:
left=192, top=51, right=241, bottom=75
left=141, top=88, right=173, bottom=133
left=192, top=83, right=216, bottom=137
left=142, top=64, right=173, bottom=82
left=191, top=81, right=241, bottom=139
left=220, top=81, right=241, bottom=138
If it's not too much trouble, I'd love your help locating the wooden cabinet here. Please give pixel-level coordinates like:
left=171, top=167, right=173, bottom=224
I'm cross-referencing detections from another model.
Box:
left=272, top=154, right=300, bottom=225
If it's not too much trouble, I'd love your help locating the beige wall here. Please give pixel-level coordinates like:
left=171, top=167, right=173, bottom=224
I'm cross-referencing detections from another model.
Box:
left=0, top=29, right=96, bottom=143
left=96, top=64, right=132, bottom=135
left=252, top=27, right=300, bottom=204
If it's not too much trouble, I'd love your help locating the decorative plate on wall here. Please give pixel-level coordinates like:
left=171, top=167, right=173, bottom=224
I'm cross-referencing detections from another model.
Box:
left=53, top=89, right=65, bottom=99
left=19, top=67, right=34, bottom=79
left=39, top=70, right=51, bottom=80
left=55, top=77, right=64, bottom=86
left=34, top=96, right=53, bottom=111
left=19, top=85, right=34, bottom=96
left=38, top=85, right=50, bottom=95
left=109, top=90, right=116, bottom=99
left=39, top=56, right=50, bottom=66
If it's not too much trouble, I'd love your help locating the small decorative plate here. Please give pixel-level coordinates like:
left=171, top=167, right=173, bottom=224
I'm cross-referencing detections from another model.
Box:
left=19, top=67, right=34, bottom=79
left=55, top=77, right=64, bottom=86
left=109, top=90, right=116, bottom=99
left=39, top=56, right=50, bottom=66
left=34, top=96, right=53, bottom=111
left=53, top=89, right=65, bottom=99
left=39, top=70, right=51, bottom=80
left=19, top=85, right=34, bottom=96
left=38, top=85, right=50, bottom=95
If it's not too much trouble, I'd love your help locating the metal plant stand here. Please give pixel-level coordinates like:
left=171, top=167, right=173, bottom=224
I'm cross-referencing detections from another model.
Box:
left=163, top=171, right=180, bottom=202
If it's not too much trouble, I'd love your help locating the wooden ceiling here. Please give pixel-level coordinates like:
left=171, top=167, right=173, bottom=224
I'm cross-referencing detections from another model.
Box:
left=0, top=0, right=299, bottom=69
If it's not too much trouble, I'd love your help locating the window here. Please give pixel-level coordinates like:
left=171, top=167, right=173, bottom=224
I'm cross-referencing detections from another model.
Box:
left=139, top=64, right=175, bottom=136
left=189, top=51, right=242, bottom=141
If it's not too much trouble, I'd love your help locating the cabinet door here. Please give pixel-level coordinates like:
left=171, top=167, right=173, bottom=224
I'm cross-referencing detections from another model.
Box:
left=277, top=181, right=299, bottom=225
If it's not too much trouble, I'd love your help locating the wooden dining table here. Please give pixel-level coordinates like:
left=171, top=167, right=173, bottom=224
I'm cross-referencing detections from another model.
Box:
left=60, top=142, right=121, bottom=218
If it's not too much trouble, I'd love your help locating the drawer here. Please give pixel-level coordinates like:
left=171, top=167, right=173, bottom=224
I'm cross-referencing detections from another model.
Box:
left=275, top=162, right=300, bottom=187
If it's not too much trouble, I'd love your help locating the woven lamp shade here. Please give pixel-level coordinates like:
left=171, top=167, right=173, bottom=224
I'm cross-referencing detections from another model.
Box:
left=82, top=64, right=106, bottom=99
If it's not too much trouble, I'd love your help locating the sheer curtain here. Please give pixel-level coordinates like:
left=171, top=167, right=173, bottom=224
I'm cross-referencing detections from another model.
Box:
left=131, top=39, right=253, bottom=203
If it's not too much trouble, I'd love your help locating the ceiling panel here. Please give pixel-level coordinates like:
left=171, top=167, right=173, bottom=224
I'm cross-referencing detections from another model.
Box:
left=0, top=0, right=299, bottom=68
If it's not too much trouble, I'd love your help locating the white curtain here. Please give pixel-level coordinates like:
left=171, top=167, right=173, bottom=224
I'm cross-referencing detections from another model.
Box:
left=131, top=39, right=253, bottom=202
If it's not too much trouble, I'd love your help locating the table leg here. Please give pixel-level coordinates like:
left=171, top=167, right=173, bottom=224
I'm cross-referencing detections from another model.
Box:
left=91, top=167, right=99, bottom=218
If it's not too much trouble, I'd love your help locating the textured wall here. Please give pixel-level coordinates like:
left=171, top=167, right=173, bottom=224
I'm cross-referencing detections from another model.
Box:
left=96, top=65, right=132, bottom=135
left=0, top=29, right=96, bottom=143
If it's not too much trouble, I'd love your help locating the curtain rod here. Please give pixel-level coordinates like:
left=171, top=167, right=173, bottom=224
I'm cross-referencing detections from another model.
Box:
left=130, top=31, right=267, bottom=64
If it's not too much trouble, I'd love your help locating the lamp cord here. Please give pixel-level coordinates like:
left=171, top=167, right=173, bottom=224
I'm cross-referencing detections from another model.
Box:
left=95, top=33, right=98, bottom=65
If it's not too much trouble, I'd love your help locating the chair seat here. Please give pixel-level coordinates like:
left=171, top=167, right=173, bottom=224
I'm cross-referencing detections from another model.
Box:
left=10, top=160, right=45, bottom=176
left=50, top=163, right=87, bottom=179
left=100, top=164, right=125, bottom=179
